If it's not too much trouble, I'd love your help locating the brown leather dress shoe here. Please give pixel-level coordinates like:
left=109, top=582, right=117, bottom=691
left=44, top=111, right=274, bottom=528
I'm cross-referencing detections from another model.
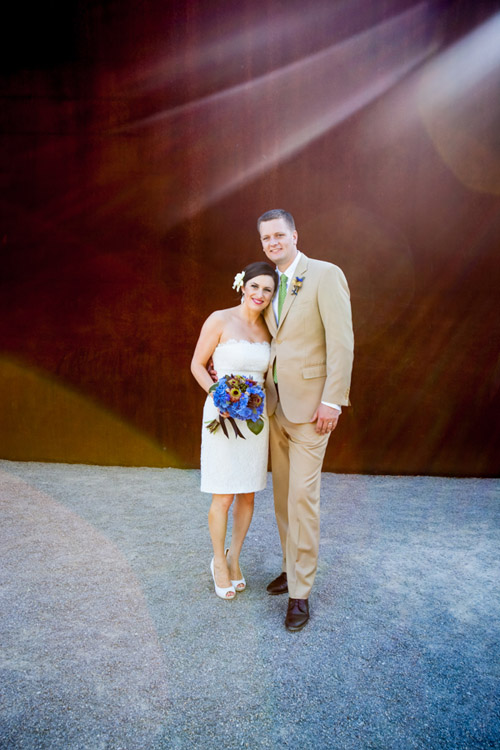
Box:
left=266, top=572, right=288, bottom=595
left=285, top=598, right=309, bottom=631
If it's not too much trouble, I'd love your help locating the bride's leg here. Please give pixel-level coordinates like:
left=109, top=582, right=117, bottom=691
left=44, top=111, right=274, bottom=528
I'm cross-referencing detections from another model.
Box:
left=208, top=493, right=234, bottom=587
left=227, top=492, right=255, bottom=579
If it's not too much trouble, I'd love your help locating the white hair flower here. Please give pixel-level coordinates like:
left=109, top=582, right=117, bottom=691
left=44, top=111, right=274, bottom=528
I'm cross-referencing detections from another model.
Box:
left=232, top=271, right=245, bottom=293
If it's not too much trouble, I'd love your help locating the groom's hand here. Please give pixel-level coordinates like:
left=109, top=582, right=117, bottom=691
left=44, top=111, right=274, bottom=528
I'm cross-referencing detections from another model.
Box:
left=311, top=404, right=340, bottom=435
left=207, top=358, right=218, bottom=382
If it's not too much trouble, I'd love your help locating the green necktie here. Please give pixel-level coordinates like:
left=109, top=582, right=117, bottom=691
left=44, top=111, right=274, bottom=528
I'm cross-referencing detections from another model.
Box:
left=277, top=273, right=288, bottom=322
left=274, top=274, right=288, bottom=383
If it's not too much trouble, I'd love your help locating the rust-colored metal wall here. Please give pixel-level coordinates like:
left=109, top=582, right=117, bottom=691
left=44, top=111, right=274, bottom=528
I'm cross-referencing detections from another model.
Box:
left=1, top=1, right=499, bottom=475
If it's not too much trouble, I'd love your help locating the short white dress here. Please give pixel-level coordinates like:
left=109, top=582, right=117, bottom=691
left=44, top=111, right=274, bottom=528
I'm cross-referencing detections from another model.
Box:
left=200, top=339, right=271, bottom=494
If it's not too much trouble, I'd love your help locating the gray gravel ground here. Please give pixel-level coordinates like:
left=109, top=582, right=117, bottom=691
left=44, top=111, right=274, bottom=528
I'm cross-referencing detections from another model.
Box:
left=0, top=460, right=499, bottom=750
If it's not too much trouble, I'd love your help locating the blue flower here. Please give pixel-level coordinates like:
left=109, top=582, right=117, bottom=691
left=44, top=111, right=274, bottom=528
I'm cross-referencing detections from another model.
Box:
left=236, top=385, right=265, bottom=421
left=213, top=381, right=230, bottom=410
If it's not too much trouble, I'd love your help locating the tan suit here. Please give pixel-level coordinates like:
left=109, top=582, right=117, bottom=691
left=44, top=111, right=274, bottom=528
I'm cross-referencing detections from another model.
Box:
left=264, top=253, right=354, bottom=599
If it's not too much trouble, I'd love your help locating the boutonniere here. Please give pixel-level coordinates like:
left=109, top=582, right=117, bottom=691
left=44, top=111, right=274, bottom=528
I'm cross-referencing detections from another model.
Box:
left=291, top=276, right=304, bottom=295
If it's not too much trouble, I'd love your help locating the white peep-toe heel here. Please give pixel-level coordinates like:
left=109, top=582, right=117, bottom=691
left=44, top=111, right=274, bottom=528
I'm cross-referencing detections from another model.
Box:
left=210, top=558, right=236, bottom=600
left=225, top=548, right=246, bottom=592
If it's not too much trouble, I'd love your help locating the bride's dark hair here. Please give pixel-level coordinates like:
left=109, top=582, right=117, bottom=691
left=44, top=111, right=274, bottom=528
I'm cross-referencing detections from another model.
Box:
left=241, top=261, right=278, bottom=291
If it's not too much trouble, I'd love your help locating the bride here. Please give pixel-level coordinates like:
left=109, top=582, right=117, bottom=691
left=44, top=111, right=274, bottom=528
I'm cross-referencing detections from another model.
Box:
left=191, top=262, right=278, bottom=599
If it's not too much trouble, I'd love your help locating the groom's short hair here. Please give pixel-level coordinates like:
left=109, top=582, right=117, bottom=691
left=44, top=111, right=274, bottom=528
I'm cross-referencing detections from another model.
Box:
left=257, top=209, right=296, bottom=233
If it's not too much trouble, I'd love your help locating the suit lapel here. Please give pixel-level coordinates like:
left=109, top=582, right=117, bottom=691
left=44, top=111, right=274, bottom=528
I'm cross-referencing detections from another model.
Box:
left=277, top=254, right=309, bottom=332
left=264, top=302, right=277, bottom=336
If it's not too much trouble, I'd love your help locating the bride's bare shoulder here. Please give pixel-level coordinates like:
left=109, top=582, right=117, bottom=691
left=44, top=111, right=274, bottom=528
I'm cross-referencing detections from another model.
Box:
left=206, top=307, right=238, bottom=324
left=202, top=306, right=239, bottom=333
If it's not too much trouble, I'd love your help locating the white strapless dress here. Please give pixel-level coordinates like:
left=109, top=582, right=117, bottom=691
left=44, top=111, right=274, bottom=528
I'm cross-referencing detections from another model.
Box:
left=200, top=340, right=271, bottom=494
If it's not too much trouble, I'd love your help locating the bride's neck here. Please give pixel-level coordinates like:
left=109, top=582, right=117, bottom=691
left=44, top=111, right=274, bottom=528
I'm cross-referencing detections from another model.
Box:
left=238, top=306, right=261, bottom=325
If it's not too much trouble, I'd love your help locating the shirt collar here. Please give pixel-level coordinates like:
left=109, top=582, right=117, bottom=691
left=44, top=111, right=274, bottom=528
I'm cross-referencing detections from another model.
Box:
left=278, top=251, right=302, bottom=281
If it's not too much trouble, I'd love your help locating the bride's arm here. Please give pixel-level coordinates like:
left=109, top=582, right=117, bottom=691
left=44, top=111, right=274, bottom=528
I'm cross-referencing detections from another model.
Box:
left=191, top=312, right=224, bottom=393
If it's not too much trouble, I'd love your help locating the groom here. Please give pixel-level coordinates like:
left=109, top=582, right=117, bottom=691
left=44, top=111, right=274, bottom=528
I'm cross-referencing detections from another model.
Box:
left=259, top=209, right=354, bottom=631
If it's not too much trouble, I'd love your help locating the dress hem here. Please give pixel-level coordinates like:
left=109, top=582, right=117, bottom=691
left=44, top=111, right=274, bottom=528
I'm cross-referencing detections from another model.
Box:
left=200, top=483, right=267, bottom=495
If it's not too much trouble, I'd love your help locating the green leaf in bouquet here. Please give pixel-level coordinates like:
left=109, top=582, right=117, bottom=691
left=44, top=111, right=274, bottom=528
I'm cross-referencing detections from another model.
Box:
left=247, top=418, right=264, bottom=435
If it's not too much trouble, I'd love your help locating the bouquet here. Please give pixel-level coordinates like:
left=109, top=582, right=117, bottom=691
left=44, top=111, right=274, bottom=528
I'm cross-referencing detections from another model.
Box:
left=206, top=374, right=265, bottom=439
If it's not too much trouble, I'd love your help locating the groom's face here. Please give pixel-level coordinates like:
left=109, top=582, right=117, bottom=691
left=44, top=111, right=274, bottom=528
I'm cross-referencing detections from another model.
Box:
left=259, top=218, right=298, bottom=271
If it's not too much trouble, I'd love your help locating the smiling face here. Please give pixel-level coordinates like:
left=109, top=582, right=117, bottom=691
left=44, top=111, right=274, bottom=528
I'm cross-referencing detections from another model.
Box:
left=259, top=217, right=298, bottom=271
left=243, top=274, right=276, bottom=312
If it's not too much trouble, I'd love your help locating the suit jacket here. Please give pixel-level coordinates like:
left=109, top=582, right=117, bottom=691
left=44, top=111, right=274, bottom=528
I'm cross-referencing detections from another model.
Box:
left=264, top=254, right=354, bottom=423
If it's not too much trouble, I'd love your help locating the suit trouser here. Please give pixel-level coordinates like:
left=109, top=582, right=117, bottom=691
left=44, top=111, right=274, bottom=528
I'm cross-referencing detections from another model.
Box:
left=269, top=403, right=330, bottom=599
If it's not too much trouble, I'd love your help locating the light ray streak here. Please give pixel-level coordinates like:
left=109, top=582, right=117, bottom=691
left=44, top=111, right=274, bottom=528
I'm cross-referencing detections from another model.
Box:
left=112, top=3, right=437, bottom=228
left=122, top=2, right=434, bottom=132
left=419, top=11, right=500, bottom=107
left=418, top=11, right=500, bottom=195
left=127, top=0, right=410, bottom=94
